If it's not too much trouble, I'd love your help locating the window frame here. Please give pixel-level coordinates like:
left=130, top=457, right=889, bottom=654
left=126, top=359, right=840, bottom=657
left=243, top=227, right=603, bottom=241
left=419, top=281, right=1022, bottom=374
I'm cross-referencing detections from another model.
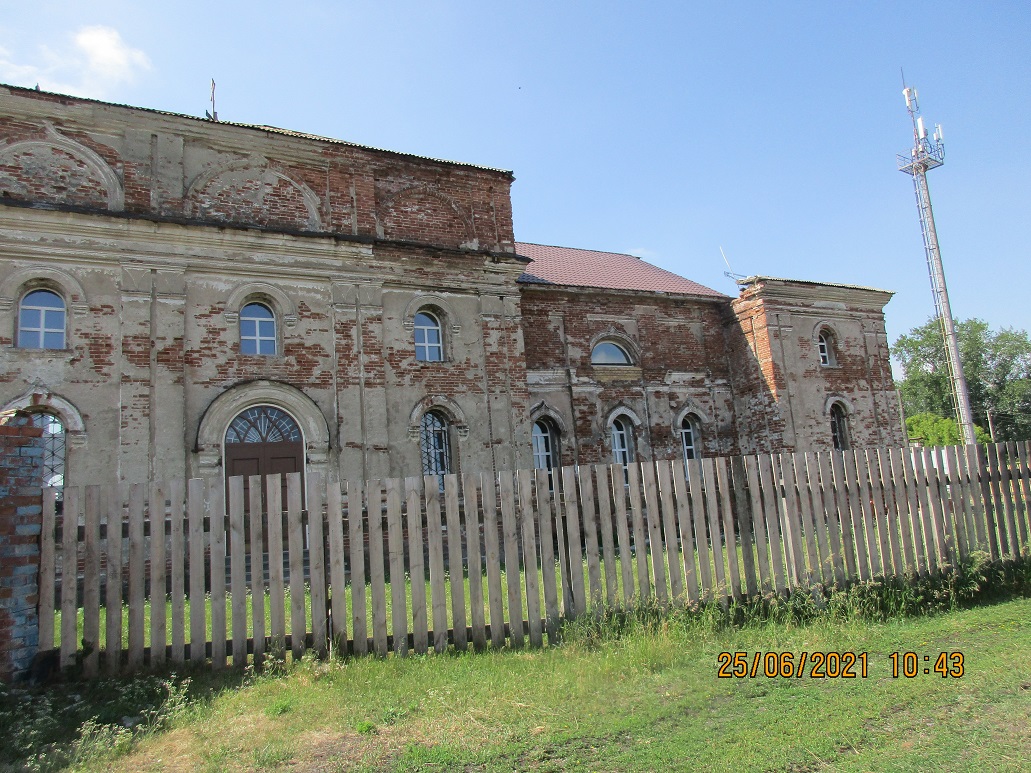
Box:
left=414, top=309, right=445, bottom=362
left=532, top=418, right=561, bottom=472
left=18, top=289, right=67, bottom=350
left=817, top=327, right=838, bottom=367
left=680, top=414, right=701, bottom=464
left=28, top=411, right=66, bottom=491
left=610, top=415, right=635, bottom=468
left=239, top=301, right=278, bottom=356
left=830, top=402, right=850, bottom=450
left=420, top=410, right=453, bottom=489
left=591, top=341, right=634, bottom=366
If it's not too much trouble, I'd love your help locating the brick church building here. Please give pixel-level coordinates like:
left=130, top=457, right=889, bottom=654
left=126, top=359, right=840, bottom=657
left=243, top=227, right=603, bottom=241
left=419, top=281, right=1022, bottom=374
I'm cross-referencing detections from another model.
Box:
left=0, top=84, right=905, bottom=493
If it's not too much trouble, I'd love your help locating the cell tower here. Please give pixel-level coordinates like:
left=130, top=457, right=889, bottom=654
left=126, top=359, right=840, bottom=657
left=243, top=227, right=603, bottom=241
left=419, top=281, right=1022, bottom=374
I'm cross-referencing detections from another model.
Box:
left=897, top=84, right=977, bottom=446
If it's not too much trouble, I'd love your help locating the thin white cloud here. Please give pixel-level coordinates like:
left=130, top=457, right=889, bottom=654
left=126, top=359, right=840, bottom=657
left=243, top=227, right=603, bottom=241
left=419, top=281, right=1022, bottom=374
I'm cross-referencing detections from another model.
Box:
left=0, top=26, right=150, bottom=99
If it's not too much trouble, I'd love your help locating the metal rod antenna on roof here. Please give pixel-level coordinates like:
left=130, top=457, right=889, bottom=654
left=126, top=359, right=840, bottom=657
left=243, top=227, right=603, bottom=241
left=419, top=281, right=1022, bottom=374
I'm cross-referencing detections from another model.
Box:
left=208, top=79, right=218, bottom=122
left=720, top=246, right=746, bottom=283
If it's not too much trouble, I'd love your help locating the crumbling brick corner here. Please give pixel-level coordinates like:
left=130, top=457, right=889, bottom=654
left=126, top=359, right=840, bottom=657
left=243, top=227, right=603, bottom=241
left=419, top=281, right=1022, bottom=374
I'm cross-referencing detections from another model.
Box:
left=0, top=411, right=44, bottom=683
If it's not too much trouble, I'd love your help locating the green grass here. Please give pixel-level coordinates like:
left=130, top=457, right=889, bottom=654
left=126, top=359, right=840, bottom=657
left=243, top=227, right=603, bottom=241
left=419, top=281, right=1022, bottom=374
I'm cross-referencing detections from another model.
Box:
left=9, top=554, right=1030, bottom=772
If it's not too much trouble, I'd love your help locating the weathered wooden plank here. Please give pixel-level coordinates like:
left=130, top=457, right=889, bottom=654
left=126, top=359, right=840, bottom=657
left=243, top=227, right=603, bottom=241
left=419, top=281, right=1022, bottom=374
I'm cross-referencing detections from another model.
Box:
left=773, top=454, right=802, bottom=585
left=672, top=461, right=701, bottom=603
left=657, top=461, right=687, bottom=600
left=701, top=458, right=728, bottom=601
left=814, top=453, right=845, bottom=586
left=1013, top=442, right=1031, bottom=550
left=923, top=448, right=950, bottom=566
left=942, top=446, right=968, bottom=561
left=367, top=479, right=389, bottom=656
left=307, top=474, right=328, bottom=658
left=560, top=465, right=587, bottom=614
left=480, top=473, right=506, bottom=649
left=594, top=464, right=619, bottom=605
left=500, top=471, right=525, bottom=648
left=326, top=478, right=348, bottom=656
left=887, top=447, right=917, bottom=573
left=841, top=452, right=871, bottom=581
left=1000, top=443, right=1022, bottom=556
left=535, top=468, right=561, bottom=645
left=463, top=473, right=486, bottom=652
left=641, top=462, right=669, bottom=603
left=742, top=456, right=772, bottom=593
left=932, top=446, right=956, bottom=563
left=518, top=469, right=543, bottom=648
left=348, top=479, right=368, bottom=656
left=424, top=476, right=448, bottom=653
left=727, top=457, right=757, bottom=597
left=38, top=488, right=57, bottom=655
left=247, top=475, right=266, bottom=667
left=127, top=484, right=146, bottom=671
left=443, top=474, right=467, bottom=652
left=798, top=453, right=830, bottom=585
left=875, top=449, right=904, bottom=575
left=626, top=463, right=651, bottom=600
left=286, top=472, right=306, bottom=660
left=956, top=445, right=981, bottom=556
left=105, top=490, right=123, bottom=674
left=386, top=477, right=409, bottom=656
left=577, top=465, right=604, bottom=606
left=208, top=477, right=227, bottom=670
left=405, top=477, right=428, bottom=654
left=828, top=453, right=857, bottom=582
left=148, top=482, right=167, bottom=669
left=686, top=458, right=712, bottom=600
left=983, top=444, right=1007, bottom=558
left=852, top=451, right=882, bottom=577
left=760, top=455, right=788, bottom=594
left=82, top=486, right=102, bottom=676
left=169, top=478, right=186, bottom=664
left=228, top=476, right=248, bottom=668
left=908, top=449, right=938, bottom=573
left=967, top=445, right=991, bottom=555
left=610, top=464, right=636, bottom=603
left=60, top=487, right=80, bottom=670
left=715, top=458, right=742, bottom=598
left=553, top=479, right=574, bottom=616
left=266, top=474, right=287, bottom=658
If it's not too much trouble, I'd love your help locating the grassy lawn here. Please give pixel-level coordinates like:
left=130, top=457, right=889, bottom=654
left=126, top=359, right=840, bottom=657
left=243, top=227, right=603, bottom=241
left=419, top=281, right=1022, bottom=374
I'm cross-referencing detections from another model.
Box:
left=11, top=593, right=1028, bottom=772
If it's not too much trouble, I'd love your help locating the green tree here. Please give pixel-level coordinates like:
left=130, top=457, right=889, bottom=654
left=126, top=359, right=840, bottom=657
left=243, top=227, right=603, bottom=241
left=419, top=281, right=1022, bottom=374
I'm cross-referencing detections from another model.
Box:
left=894, top=318, right=1031, bottom=442
left=905, top=412, right=991, bottom=446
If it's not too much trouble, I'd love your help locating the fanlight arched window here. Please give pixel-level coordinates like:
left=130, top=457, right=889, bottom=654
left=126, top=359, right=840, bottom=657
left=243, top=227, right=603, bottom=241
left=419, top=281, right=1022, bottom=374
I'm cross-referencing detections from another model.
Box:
left=591, top=341, right=632, bottom=365
left=532, top=419, right=560, bottom=471
left=29, top=412, right=66, bottom=491
left=830, top=403, right=850, bottom=451
left=817, top=329, right=836, bottom=367
left=680, top=414, right=701, bottom=463
left=18, top=289, right=66, bottom=349
left=240, top=302, right=277, bottom=355
left=610, top=416, right=635, bottom=468
left=414, top=310, right=444, bottom=362
left=225, top=406, right=302, bottom=444
left=420, top=410, right=452, bottom=487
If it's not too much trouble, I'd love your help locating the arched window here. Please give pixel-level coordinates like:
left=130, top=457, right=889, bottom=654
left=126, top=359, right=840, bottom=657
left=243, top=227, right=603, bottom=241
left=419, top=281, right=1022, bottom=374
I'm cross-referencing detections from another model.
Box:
left=591, top=341, right=632, bottom=365
left=830, top=403, right=850, bottom=451
left=817, top=329, right=836, bottom=367
left=420, top=410, right=452, bottom=488
left=240, top=302, right=277, bottom=355
left=610, top=416, right=635, bottom=467
left=532, top=419, right=560, bottom=471
left=225, top=406, right=302, bottom=443
left=680, top=414, right=701, bottom=463
left=18, top=289, right=66, bottom=349
left=29, top=412, right=66, bottom=491
left=414, top=310, right=444, bottom=362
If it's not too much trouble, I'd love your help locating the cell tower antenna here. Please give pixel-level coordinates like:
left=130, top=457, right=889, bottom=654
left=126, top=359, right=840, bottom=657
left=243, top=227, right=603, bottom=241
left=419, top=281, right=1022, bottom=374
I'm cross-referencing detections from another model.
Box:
left=897, top=81, right=976, bottom=445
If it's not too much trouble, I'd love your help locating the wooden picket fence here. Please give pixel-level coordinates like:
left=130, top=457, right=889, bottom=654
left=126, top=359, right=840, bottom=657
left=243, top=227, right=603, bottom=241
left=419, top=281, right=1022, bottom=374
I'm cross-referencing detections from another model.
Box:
left=36, top=441, right=1031, bottom=677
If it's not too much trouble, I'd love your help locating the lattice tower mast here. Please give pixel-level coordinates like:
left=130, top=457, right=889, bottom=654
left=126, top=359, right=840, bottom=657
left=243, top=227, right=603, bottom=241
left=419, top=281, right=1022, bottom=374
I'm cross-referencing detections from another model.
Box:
left=897, top=85, right=976, bottom=446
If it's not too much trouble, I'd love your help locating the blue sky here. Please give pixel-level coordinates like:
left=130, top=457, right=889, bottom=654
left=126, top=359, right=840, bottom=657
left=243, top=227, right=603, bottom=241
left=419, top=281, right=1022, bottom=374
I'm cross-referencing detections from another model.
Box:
left=2, top=1, right=1029, bottom=356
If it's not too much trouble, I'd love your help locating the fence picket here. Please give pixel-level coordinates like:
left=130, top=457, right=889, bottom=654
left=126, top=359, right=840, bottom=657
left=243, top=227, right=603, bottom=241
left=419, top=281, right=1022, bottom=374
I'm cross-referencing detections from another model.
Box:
left=367, top=480, right=388, bottom=657
left=761, top=455, right=788, bottom=593
left=248, top=475, right=266, bottom=667
left=701, top=458, right=728, bottom=601
left=942, top=446, right=968, bottom=560
left=594, top=464, right=619, bottom=605
left=886, top=448, right=917, bottom=573
left=308, top=474, right=328, bottom=658
left=148, top=482, right=167, bottom=668
left=610, top=464, right=636, bottom=603
left=386, top=477, right=408, bottom=656
left=266, top=474, right=287, bottom=658
left=577, top=465, right=604, bottom=606
left=967, top=445, right=991, bottom=555
left=924, top=448, right=950, bottom=566
left=641, top=462, right=669, bottom=603
left=286, top=472, right=305, bottom=660
left=82, top=486, right=102, bottom=676
left=686, top=458, right=712, bottom=599
left=38, top=488, right=56, bottom=655
left=875, top=449, right=903, bottom=574
left=499, top=471, right=524, bottom=648
left=518, top=469, right=543, bottom=648
left=463, top=473, right=486, bottom=651
left=535, top=468, right=561, bottom=644
left=480, top=473, right=506, bottom=649
left=126, top=484, right=146, bottom=671
left=560, top=465, right=588, bottom=614
left=801, top=453, right=832, bottom=585
left=984, top=444, right=1008, bottom=557
left=348, top=479, right=368, bottom=656
left=208, top=477, right=227, bottom=670
left=444, top=475, right=467, bottom=652
left=626, top=464, right=650, bottom=600
left=741, top=456, right=771, bottom=593
left=1000, top=444, right=1022, bottom=556
left=228, top=477, right=248, bottom=668
left=169, top=479, right=186, bottom=664
left=657, top=461, right=686, bottom=599
left=909, top=450, right=939, bottom=573
left=672, top=462, right=701, bottom=603
left=715, top=458, right=742, bottom=598
left=106, top=490, right=124, bottom=674
left=841, top=452, right=870, bottom=581
left=822, top=453, right=850, bottom=584
left=774, top=454, right=803, bottom=585
left=424, top=477, right=448, bottom=653
left=1014, top=443, right=1031, bottom=549
left=60, top=488, right=80, bottom=670
left=326, top=478, right=348, bottom=655
left=852, top=452, right=881, bottom=577
left=405, top=477, right=428, bottom=654
left=730, top=457, right=758, bottom=597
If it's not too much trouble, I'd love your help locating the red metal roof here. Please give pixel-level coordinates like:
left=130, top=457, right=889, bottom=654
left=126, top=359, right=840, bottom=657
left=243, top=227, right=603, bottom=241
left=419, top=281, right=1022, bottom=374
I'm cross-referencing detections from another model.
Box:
left=516, top=242, right=726, bottom=298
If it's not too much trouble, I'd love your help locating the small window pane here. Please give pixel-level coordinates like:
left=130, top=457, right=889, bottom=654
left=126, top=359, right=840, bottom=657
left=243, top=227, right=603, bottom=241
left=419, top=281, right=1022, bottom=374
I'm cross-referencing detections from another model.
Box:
left=681, top=416, right=699, bottom=463
left=415, top=311, right=444, bottom=362
left=420, top=411, right=451, bottom=490
left=18, top=290, right=66, bottom=349
left=240, top=303, right=277, bottom=356
left=29, top=412, right=65, bottom=492
left=591, top=342, right=632, bottom=365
